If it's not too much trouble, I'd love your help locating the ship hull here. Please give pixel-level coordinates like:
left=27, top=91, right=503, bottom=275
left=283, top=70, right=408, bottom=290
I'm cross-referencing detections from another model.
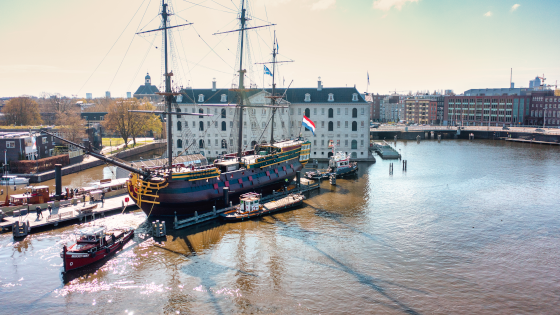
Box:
left=129, top=159, right=304, bottom=217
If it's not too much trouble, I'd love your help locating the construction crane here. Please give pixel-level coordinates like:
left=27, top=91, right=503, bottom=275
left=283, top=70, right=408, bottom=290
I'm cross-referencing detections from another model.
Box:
left=537, top=74, right=546, bottom=86
left=389, top=90, right=409, bottom=95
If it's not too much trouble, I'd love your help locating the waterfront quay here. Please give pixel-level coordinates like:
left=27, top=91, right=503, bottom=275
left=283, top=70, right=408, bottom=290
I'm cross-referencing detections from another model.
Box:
left=1, top=140, right=559, bottom=314
left=371, top=125, right=560, bottom=142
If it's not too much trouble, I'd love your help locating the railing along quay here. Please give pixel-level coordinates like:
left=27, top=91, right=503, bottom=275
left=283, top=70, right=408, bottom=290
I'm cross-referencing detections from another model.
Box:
left=173, top=179, right=320, bottom=230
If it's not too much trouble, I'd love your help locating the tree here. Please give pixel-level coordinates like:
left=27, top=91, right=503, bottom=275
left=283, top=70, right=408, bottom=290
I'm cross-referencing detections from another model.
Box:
left=102, top=98, right=162, bottom=147
left=129, top=100, right=162, bottom=145
left=2, top=97, right=43, bottom=126
left=56, top=109, right=87, bottom=144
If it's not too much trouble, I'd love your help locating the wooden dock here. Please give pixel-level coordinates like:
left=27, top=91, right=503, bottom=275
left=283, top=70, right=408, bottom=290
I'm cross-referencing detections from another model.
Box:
left=371, top=141, right=401, bottom=159
left=0, top=194, right=137, bottom=234
left=174, top=180, right=320, bottom=230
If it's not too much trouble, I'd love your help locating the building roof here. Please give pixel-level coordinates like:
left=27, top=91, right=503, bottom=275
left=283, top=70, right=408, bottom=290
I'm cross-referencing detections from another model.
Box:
left=81, top=112, right=108, bottom=120
left=176, top=87, right=367, bottom=105
left=134, top=84, right=160, bottom=96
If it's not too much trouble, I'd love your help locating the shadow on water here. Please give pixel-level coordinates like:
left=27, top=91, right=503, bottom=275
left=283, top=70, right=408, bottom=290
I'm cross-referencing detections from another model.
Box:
left=261, top=214, right=425, bottom=315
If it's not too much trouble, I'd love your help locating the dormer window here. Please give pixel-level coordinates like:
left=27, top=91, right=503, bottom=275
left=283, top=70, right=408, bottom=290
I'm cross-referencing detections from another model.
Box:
left=221, top=94, right=227, bottom=102
left=304, top=93, right=311, bottom=102
left=352, top=93, right=358, bottom=102
left=328, top=93, right=334, bottom=102
left=176, top=95, right=183, bottom=102
left=198, top=94, right=204, bottom=102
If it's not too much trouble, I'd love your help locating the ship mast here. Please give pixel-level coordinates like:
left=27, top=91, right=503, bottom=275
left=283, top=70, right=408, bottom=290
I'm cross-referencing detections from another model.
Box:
left=236, top=0, right=247, bottom=159
left=162, top=0, right=173, bottom=169
left=270, top=32, right=277, bottom=144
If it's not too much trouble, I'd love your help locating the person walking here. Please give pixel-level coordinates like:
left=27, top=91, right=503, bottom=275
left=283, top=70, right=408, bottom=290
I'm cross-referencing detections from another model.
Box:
left=36, top=206, right=43, bottom=219
left=82, top=194, right=86, bottom=206
left=101, top=191, right=105, bottom=207
left=47, top=204, right=52, bottom=215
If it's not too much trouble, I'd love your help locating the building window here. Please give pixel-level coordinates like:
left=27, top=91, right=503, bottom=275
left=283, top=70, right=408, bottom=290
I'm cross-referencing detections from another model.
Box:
left=337, top=108, right=341, bottom=115
left=328, top=108, right=334, bottom=118
left=221, top=139, right=227, bottom=149
left=328, top=121, right=334, bottom=131
left=221, top=109, right=226, bottom=118
left=221, top=121, right=227, bottom=131
left=351, top=140, right=357, bottom=149
left=198, top=94, right=204, bottom=102
left=313, top=108, right=317, bottom=115
left=6, top=141, right=15, bottom=148
left=199, top=139, right=204, bottom=148
left=221, top=94, right=227, bottom=102
left=199, top=108, right=204, bottom=118
left=177, top=139, right=183, bottom=148
left=322, top=108, right=325, bottom=115
left=361, top=108, right=365, bottom=115
left=199, top=121, right=204, bottom=131
left=321, top=121, right=325, bottom=128
left=305, top=108, right=310, bottom=117
left=352, top=121, right=357, bottom=131
left=361, top=140, right=364, bottom=147
left=345, top=121, right=348, bottom=128
left=352, top=93, right=358, bottom=101
left=328, top=93, right=334, bottom=102
left=337, top=121, right=341, bottom=128
left=352, top=108, right=358, bottom=118
left=304, top=93, right=311, bottom=102
left=177, top=121, right=182, bottom=131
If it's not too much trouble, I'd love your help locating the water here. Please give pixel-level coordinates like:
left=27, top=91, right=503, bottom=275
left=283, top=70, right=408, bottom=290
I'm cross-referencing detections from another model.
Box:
left=1, top=140, right=559, bottom=314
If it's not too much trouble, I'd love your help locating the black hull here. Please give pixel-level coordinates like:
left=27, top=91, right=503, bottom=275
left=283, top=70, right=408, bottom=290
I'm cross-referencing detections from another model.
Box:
left=130, top=160, right=304, bottom=217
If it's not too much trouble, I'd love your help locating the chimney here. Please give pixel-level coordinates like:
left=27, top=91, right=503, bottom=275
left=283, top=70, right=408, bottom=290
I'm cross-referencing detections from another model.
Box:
left=212, top=78, right=217, bottom=91
left=318, top=77, right=322, bottom=91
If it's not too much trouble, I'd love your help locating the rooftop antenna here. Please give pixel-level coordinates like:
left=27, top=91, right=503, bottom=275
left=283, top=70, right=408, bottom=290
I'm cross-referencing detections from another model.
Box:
left=510, top=68, right=512, bottom=88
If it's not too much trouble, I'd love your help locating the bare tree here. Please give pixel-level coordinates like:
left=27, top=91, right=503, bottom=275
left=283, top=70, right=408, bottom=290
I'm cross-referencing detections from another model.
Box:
left=56, top=109, right=87, bottom=144
left=2, top=97, right=43, bottom=126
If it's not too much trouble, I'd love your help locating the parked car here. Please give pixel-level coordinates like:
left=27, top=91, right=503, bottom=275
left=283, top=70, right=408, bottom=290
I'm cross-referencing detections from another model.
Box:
left=535, top=128, right=545, bottom=133
left=502, top=126, right=510, bottom=130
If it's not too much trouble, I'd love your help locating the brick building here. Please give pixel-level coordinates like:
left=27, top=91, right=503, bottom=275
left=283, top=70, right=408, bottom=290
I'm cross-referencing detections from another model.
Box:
left=405, top=99, right=438, bottom=124
left=526, top=91, right=560, bottom=126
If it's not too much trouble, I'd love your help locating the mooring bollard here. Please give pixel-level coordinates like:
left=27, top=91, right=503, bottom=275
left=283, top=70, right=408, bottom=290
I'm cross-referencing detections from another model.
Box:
left=152, top=220, right=166, bottom=237
left=394, top=135, right=397, bottom=142
left=469, top=133, right=474, bottom=140
left=438, top=134, right=442, bottom=141
left=425, top=132, right=428, bottom=138
left=416, top=135, right=421, bottom=142
left=389, top=163, right=394, bottom=175
left=402, top=160, right=407, bottom=171
left=213, top=206, right=216, bottom=215
left=194, top=211, right=199, bottom=223
left=329, top=174, right=336, bottom=185
left=223, top=187, right=229, bottom=207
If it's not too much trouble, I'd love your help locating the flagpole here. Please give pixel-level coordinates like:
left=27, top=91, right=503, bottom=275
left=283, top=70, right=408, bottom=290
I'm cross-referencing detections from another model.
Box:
left=298, top=116, right=303, bottom=138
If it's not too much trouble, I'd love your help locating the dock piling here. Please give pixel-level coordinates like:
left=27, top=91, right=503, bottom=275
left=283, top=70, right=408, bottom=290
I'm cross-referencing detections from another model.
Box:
left=152, top=220, right=166, bottom=237
left=223, top=187, right=229, bottom=207
left=296, top=171, right=301, bottom=188
left=390, top=163, right=394, bottom=175
left=329, top=174, right=336, bottom=185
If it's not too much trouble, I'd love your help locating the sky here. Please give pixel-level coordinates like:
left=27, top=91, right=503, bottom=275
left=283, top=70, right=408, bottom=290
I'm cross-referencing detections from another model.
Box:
left=0, top=0, right=559, bottom=98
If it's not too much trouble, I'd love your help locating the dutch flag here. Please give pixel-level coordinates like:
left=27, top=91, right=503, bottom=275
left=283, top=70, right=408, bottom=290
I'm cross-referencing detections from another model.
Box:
left=302, top=115, right=316, bottom=135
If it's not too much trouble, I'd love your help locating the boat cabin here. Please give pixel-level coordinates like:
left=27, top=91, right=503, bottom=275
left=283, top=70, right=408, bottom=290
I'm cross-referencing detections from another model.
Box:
left=73, top=226, right=106, bottom=250
left=329, top=152, right=350, bottom=169
left=214, top=159, right=240, bottom=173
left=9, top=186, right=51, bottom=206
left=238, top=192, right=261, bottom=213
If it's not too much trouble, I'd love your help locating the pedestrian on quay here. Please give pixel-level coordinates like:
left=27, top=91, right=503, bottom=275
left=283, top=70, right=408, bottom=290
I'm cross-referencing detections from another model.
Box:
left=47, top=204, right=52, bottom=215
left=101, top=191, right=105, bottom=207
left=82, top=194, right=86, bottom=206
left=36, top=206, right=43, bottom=219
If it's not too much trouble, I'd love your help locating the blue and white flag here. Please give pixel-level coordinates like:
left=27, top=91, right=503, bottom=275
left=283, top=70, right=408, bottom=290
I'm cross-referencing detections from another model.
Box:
left=264, top=65, right=273, bottom=77
left=367, top=72, right=370, bottom=86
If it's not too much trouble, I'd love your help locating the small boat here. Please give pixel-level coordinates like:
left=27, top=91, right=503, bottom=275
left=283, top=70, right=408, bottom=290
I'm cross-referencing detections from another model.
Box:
left=0, top=175, right=29, bottom=185
left=220, top=192, right=305, bottom=222
left=61, top=226, right=134, bottom=272
left=305, top=150, right=358, bottom=180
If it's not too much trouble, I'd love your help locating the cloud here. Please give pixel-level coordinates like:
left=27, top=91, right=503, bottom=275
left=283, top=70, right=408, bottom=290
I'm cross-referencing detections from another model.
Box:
left=372, top=0, right=419, bottom=11
left=311, top=0, right=336, bottom=10
left=484, top=11, right=492, bottom=17
left=511, top=4, right=520, bottom=11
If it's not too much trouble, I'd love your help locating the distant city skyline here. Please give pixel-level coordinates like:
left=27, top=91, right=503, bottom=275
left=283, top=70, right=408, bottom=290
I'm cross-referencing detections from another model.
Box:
left=0, top=0, right=559, bottom=97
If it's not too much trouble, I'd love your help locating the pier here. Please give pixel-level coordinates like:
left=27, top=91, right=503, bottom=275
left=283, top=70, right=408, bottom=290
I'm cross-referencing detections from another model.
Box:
left=0, top=194, right=136, bottom=234
left=173, top=179, right=320, bottom=230
left=371, top=141, right=401, bottom=159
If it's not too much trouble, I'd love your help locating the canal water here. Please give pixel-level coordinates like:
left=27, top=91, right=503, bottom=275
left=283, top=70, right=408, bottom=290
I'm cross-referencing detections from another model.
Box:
left=1, top=140, right=559, bottom=314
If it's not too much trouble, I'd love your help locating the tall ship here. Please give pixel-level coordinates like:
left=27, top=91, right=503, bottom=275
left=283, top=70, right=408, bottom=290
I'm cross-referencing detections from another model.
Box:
left=44, top=0, right=311, bottom=217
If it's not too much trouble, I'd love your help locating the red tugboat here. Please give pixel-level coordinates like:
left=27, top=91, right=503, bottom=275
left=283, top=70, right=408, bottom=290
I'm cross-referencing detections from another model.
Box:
left=61, top=226, right=134, bottom=272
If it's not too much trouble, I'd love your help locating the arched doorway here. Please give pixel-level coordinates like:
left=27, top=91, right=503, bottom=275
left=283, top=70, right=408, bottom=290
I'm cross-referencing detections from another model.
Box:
left=327, top=152, right=333, bottom=158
